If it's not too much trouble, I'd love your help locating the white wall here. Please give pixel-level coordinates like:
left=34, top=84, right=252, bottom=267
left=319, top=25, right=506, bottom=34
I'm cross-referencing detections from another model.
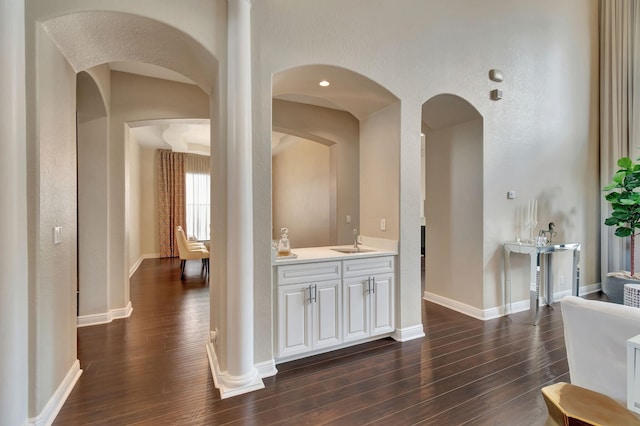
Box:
left=140, top=146, right=160, bottom=257
left=78, top=114, right=109, bottom=317
left=360, top=102, right=401, bottom=240
left=29, top=25, right=79, bottom=416
left=127, top=130, right=142, bottom=270
left=0, top=0, right=28, bottom=423
left=425, top=118, right=483, bottom=307
left=252, top=0, right=599, bottom=343
left=273, top=137, right=331, bottom=248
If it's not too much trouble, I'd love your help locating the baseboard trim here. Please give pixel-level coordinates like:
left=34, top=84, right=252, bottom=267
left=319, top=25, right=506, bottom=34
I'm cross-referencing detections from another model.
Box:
left=424, top=283, right=603, bottom=320
left=129, top=254, right=160, bottom=278
left=255, top=359, right=278, bottom=378
left=26, top=359, right=82, bottom=426
left=391, top=324, right=425, bottom=342
left=129, top=257, right=143, bottom=278
left=423, top=291, right=500, bottom=320
left=77, top=301, right=133, bottom=327
left=206, top=342, right=265, bottom=399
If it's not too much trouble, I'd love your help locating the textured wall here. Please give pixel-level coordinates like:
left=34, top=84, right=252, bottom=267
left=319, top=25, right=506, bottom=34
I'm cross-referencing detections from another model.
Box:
left=252, top=0, right=599, bottom=337
left=32, top=26, right=79, bottom=416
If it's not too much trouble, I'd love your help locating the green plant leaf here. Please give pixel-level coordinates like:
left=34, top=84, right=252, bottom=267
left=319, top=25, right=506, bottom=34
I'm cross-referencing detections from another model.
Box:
left=612, top=211, right=630, bottom=220
left=605, top=192, right=621, bottom=201
left=619, top=157, right=633, bottom=169
left=605, top=217, right=621, bottom=226
left=616, top=227, right=634, bottom=237
left=612, top=170, right=627, bottom=184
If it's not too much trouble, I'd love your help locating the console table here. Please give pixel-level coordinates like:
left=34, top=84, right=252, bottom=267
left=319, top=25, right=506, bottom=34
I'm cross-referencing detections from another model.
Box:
left=504, top=241, right=581, bottom=325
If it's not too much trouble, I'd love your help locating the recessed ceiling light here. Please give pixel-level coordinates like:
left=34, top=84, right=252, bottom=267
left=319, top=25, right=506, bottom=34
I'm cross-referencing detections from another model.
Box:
left=319, top=80, right=330, bottom=87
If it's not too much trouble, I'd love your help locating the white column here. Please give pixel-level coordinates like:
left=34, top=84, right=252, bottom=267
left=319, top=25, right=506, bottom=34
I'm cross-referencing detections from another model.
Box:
left=222, top=0, right=263, bottom=397
left=0, top=0, right=29, bottom=423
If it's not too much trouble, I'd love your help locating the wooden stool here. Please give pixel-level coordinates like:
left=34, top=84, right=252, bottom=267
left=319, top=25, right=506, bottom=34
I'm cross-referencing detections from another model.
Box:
left=541, top=382, right=640, bottom=425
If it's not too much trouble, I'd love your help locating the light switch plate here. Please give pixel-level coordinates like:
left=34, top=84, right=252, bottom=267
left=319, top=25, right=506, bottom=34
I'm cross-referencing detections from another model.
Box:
left=507, top=191, right=516, bottom=199
left=346, top=215, right=351, bottom=224
left=53, top=226, right=62, bottom=245
left=380, top=218, right=386, bottom=231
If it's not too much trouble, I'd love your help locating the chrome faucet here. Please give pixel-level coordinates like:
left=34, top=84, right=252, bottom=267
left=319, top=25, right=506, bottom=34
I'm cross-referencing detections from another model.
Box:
left=353, top=229, right=359, bottom=250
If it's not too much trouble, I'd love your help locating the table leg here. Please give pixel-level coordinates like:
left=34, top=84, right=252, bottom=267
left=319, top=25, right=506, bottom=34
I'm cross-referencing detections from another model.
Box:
left=530, top=252, right=541, bottom=325
left=546, top=253, right=553, bottom=306
left=572, top=248, right=580, bottom=296
left=504, top=247, right=512, bottom=315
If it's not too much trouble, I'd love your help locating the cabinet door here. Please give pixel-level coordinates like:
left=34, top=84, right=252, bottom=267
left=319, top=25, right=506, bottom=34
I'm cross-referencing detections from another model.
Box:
left=343, top=276, right=369, bottom=342
left=313, top=279, right=342, bottom=349
left=370, top=273, right=394, bottom=336
left=278, top=283, right=312, bottom=357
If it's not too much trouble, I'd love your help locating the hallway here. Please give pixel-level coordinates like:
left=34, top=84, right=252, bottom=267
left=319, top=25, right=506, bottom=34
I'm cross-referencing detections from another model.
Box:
left=55, top=258, right=563, bottom=424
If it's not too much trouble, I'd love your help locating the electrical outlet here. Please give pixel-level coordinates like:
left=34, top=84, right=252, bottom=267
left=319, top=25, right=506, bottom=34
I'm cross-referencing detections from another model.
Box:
left=53, top=226, right=62, bottom=244
left=380, top=218, right=386, bottom=231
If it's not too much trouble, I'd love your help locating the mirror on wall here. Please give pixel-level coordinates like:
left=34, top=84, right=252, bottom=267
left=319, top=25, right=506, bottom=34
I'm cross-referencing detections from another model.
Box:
left=272, top=131, right=332, bottom=248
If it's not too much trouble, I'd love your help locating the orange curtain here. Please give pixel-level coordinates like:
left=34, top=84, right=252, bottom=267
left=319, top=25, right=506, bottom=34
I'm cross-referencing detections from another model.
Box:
left=157, top=150, right=186, bottom=258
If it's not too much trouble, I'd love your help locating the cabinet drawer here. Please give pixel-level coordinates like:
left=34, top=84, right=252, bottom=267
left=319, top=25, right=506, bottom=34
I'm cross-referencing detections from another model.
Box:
left=343, top=256, right=394, bottom=278
left=278, top=261, right=341, bottom=285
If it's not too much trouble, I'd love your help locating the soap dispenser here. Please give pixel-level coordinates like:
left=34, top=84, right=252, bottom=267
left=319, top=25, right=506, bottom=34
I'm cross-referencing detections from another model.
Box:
left=277, top=227, right=291, bottom=257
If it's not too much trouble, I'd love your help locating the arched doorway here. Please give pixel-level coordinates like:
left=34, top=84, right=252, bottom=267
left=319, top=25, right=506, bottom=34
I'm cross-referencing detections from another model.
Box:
left=271, top=64, right=400, bottom=246
left=28, top=10, right=219, bottom=418
left=422, top=94, right=484, bottom=311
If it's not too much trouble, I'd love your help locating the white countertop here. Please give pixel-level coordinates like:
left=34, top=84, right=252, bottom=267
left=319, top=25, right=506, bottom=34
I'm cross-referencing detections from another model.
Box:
left=272, top=244, right=397, bottom=266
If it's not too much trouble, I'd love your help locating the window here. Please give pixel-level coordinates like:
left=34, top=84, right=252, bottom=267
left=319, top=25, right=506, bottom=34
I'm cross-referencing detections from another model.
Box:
left=185, top=153, right=210, bottom=241
left=185, top=171, right=210, bottom=241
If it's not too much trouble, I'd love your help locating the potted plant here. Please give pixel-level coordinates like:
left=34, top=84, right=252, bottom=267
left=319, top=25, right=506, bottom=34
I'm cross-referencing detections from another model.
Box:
left=603, top=156, right=640, bottom=303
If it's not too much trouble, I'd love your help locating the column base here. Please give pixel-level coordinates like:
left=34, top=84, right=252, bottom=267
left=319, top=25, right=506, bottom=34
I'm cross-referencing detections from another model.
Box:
left=206, top=342, right=265, bottom=399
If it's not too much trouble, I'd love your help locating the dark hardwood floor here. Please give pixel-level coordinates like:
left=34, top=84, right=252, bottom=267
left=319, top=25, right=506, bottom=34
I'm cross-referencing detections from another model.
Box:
left=55, top=258, right=579, bottom=425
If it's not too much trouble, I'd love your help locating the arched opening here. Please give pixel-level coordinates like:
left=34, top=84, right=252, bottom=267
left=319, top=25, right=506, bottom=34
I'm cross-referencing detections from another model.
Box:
left=29, top=11, right=219, bottom=411
left=271, top=64, right=400, bottom=248
left=422, top=94, right=484, bottom=310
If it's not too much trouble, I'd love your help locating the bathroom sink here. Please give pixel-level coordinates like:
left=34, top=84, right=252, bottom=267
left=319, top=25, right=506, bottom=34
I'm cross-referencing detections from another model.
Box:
left=330, top=247, right=375, bottom=254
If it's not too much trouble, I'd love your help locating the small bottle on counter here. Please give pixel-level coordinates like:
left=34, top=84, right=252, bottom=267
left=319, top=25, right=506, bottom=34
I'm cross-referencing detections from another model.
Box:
left=277, top=227, right=291, bottom=257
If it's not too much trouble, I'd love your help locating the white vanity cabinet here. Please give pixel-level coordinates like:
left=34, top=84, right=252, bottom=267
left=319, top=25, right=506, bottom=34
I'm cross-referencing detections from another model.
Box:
left=343, top=257, right=395, bottom=342
left=276, top=262, right=342, bottom=358
left=274, top=251, right=396, bottom=361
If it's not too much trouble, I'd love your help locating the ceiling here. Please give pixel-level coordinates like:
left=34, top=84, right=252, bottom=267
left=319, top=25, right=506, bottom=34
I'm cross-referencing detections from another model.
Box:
left=129, top=119, right=210, bottom=156
left=421, top=94, right=481, bottom=131
left=272, top=64, right=398, bottom=120
left=111, top=63, right=401, bottom=155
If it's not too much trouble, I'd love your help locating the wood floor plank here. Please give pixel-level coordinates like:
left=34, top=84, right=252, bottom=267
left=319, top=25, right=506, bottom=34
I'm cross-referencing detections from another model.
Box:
left=55, top=258, right=586, bottom=425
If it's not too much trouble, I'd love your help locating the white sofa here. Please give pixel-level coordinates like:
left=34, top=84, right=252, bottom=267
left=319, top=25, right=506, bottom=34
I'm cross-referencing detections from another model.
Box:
left=561, top=295, right=640, bottom=406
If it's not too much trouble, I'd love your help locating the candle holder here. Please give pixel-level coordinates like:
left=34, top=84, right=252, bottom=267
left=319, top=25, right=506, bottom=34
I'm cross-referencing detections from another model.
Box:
left=527, top=221, right=538, bottom=243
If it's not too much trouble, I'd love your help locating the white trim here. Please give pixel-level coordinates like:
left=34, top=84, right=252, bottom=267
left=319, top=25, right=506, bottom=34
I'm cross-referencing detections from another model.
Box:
left=206, top=342, right=265, bottom=399
left=255, top=359, right=278, bottom=378
left=77, top=301, right=133, bottom=327
left=423, top=282, right=603, bottom=321
left=25, top=360, right=82, bottom=426
left=128, top=254, right=160, bottom=278
left=391, top=324, right=425, bottom=342
left=424, top=291, right=497, bottom=320
left=129, top=257, right=144, bottom=278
